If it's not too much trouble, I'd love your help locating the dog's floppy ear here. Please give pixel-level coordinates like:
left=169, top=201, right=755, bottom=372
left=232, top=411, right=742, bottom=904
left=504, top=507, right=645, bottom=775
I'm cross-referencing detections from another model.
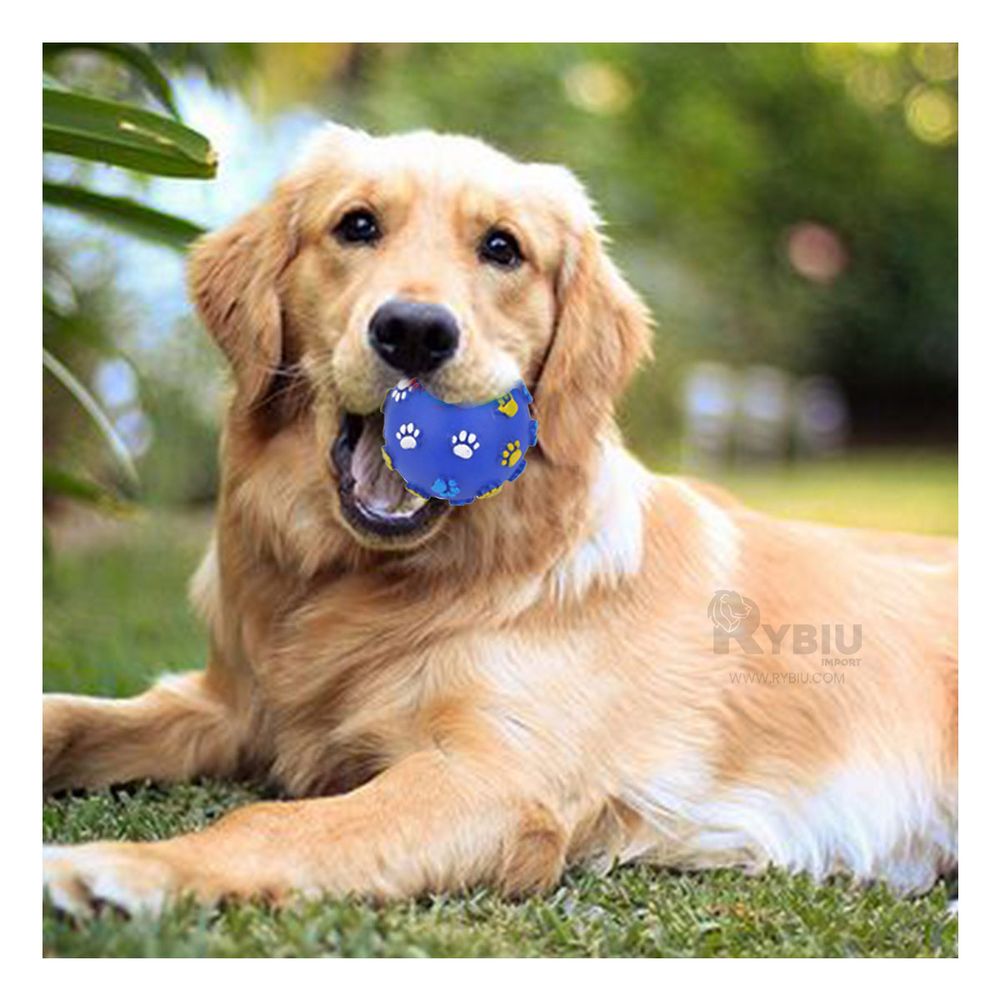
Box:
left=533, top=223, right=653, bottom=467
left=188, top=187, right=299, bottom=408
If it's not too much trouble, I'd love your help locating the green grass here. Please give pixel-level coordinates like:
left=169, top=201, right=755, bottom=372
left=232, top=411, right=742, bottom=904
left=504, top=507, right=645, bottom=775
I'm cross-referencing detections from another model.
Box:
left=43, top=452, right=958, bottom=957
left=710, top=450, right=958, bottom=536
left=43, top=786, right=957, bottom=957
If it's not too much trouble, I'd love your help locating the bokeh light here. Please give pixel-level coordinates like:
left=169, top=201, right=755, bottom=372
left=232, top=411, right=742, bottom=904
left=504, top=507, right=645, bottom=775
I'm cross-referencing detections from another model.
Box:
left=563, top=61, right=633, bottom=115
left=911, top=43, right=958, bottom=82
left=846, top=59, right=904, bottom=110
left=807, top=43, right=857, bottom=79
left=786, top=222, right=848, bottom=284
left=904, top=84, right=958, bottom=145
left=857, top=43, right=901, bottom=56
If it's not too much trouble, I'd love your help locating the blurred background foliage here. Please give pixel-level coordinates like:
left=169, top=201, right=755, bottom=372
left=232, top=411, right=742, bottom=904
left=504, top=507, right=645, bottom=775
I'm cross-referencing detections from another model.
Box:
left=42, top=42, right=957, bottom=533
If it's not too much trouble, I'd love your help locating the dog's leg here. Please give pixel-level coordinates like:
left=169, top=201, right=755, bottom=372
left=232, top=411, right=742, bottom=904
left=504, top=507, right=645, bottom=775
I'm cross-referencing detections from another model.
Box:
left=43, top=750, right=568, bottom=916
left=43, top=670, right=244, bottom=795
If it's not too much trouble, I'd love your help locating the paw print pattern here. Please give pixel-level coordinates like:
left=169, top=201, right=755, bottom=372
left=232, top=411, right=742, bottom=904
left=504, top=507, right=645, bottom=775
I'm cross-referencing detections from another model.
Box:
left=391, top=378, right=416, bottom=403
left=432, top=477, right=461, bottom=499
left=396, top=422, right=420, bottom=450
left=451, top=430, right=480, bottom=460
left=496, top=393, right=519, bottom=418
left=500, top=440, right=522, bottom=467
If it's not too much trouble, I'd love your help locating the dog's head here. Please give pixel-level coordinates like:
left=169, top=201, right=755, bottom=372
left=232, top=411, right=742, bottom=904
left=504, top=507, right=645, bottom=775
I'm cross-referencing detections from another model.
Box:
left=189, top=125, right=651, bottom=558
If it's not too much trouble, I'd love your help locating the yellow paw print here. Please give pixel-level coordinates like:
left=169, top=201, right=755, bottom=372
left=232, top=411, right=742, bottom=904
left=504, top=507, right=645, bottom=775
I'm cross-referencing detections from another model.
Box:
left=500, top=440, right=522, bottom=467
left=496, top=393, right=519, bottom=418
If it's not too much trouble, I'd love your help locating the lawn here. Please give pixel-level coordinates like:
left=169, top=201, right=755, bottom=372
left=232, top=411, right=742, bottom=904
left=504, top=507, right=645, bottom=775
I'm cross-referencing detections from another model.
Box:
left=43, top=450, right=958, bottom=958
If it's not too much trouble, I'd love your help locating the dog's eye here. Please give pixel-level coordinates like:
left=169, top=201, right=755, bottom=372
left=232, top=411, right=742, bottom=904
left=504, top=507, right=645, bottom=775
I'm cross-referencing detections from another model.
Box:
left=479, top=228, right=522, bottom=269
left=334, top=209, right=381, bottom=245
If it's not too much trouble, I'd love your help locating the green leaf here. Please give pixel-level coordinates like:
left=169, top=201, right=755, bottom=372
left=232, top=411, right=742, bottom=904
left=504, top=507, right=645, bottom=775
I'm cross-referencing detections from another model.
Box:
left=43, top=464, right=135, bottom=516
left=43, top=86, right=217, bottom=179
left=44, top=43, right=180, bottom=118
left=43, top=288, right=72, bottom=321
left=43, top=181, right=205, bottom=251
left=42, top=348, right=139, bottom=487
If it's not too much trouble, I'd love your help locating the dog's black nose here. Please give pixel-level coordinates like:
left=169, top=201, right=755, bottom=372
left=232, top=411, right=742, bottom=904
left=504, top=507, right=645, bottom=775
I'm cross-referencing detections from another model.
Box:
left=368, top=299, right=459, bottom=376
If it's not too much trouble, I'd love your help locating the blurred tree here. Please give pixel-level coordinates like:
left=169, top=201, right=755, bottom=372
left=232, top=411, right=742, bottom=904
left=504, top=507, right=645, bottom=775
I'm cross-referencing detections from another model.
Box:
left=337, top=43, right=957, bottom=449
left=43, top=43, right=957, bottom=516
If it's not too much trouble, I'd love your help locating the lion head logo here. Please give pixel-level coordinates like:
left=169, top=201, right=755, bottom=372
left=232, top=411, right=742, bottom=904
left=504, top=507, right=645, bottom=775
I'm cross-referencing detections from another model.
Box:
left=708, top=590, right=760, bottom=636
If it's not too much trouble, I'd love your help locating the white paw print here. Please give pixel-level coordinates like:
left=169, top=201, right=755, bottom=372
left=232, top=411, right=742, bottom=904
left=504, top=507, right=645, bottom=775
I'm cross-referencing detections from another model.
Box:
left=396, top=422, right=420, bottom=450
left=451, top=430, right=480, bottom=460
left=391, top=378, right=413, bottom=403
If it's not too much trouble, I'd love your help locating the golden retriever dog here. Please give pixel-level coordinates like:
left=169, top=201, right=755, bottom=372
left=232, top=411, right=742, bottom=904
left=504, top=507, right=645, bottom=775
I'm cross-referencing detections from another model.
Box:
left=43, top=124, right=957, bottom=916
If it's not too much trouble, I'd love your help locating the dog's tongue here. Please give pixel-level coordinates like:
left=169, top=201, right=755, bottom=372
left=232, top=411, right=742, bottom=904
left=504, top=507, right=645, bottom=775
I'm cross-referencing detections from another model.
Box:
left=351, top=417, right=426, bottom=517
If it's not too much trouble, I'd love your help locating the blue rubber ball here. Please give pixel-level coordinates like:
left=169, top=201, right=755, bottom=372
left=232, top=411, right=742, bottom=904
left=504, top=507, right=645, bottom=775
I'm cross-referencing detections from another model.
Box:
left=381, top=379, right=538, bottom=506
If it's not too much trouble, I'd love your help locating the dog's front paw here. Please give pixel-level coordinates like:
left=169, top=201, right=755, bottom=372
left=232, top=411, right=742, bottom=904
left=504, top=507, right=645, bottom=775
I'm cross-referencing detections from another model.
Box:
left=43, top=843, right=178, bottom=918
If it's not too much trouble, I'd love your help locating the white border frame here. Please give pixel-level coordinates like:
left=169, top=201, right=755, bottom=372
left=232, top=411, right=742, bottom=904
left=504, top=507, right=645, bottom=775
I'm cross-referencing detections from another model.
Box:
left=8, top=5, right=993, bottom=986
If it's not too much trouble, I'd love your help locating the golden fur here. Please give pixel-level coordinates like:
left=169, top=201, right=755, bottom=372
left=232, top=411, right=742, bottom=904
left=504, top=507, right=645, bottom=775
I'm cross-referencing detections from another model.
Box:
left=43, top=125, right=957, bottom=915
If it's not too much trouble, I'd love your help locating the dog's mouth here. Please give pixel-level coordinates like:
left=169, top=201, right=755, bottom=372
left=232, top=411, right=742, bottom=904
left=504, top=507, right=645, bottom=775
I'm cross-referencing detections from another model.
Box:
left=331, top=412, right=448, bottom=542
